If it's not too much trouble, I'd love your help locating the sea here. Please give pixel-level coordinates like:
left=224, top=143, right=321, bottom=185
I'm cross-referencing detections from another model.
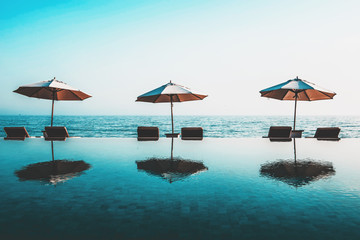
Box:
left=0, top=115, right=360, bottom=138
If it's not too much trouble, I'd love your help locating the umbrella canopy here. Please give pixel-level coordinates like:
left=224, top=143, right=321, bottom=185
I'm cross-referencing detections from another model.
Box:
left=260, top=76, right=336, bottom=129
left=136, top=158, right=208, bottom=183
left=260, top=159, right=335, bottom=187
left=136, top=81, right=207, bottom=103
left=14, top=77, right=91, bottom=126
left=136, top=81, right=207, bottom=135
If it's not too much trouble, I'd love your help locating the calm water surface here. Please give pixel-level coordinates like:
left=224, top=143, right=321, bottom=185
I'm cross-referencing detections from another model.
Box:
left=0, top=138, right=359, bottom=239
left=1, top=115, right=360, bottom=138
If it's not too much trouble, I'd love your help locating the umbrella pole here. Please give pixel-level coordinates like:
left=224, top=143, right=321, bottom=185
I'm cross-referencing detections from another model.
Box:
left=293, top=93, right=298, bottom=130
left=51, top=140, right=55, bottom=162
left=170, top=95, right=174, bottom=134
left=171, top=136, right=174, bottom=160
left=293, top=138, right=297, bottom=163
left=51, top=140, right=58, bottom=187
left=51, top=92, right=55, bottom=127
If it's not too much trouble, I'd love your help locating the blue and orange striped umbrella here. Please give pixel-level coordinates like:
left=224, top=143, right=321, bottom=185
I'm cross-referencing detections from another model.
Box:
left=260, top=76, right=336, bottom=130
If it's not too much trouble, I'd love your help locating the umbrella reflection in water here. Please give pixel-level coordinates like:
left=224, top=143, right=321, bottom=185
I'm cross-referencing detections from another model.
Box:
left=136, top=137, right=208, bottom=183
left=15, top=141, right=91, bottom=185
left=260, top=139, right=335, bottom=187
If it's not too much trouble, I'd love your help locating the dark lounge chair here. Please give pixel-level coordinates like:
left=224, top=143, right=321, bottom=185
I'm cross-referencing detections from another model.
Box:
left=4, top=127, right=30, bottom=140
left=43, top=126, right=69, bottom=141
left=263, top=126, right=292, bottom=142
left=137, top=126, right=159, bottom=141
left=310, top=127, right=341, bottom=141
left=181, top=127, right=203, bottom=140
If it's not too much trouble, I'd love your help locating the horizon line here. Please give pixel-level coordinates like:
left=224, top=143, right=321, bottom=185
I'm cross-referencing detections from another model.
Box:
left=0, top=114, right=359, bottom=117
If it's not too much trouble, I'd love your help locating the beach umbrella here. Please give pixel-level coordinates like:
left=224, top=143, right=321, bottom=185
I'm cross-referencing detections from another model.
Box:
left=14, top=77, right=91, bottom=126
left=260, top=76, right=336, bottom=130
left=15, top=141, right=91, bottom=185
left=136, top=81, right=207, bottom=135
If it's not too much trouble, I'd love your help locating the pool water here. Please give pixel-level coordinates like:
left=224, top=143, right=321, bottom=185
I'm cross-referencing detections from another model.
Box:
left=0, top=138, right=359, bottom=239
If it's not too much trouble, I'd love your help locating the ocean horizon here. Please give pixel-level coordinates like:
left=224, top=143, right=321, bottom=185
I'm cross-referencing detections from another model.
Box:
left=1, top=115, right=359, bottom=138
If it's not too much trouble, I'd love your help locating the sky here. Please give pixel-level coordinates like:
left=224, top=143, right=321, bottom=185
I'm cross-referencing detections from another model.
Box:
left=0, top=0, right=359, bottom=116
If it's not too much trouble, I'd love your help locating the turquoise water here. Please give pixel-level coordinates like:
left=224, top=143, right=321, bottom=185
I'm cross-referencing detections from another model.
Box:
left=1, top=115, right=360, bottom=138
left=0, top=138, right=360, bottom=239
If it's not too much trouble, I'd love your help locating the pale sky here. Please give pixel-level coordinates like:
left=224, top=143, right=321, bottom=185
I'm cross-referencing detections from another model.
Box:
left=0, top=0, right=359, bottom=116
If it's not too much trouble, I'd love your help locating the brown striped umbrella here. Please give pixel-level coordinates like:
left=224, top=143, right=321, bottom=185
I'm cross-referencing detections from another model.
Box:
left=14, top=77, right=91, bottom=126
left=136, top=81, right=207, bottom=135
left=260, top=76, right=336, bottom=130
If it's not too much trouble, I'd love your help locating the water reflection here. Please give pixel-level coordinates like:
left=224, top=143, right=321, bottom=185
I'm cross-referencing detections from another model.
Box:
left=260, top=139, right=336, bottom=187
left=15, top=141, right=91, bottom=185
left=136, top=137, right=208, bottom=183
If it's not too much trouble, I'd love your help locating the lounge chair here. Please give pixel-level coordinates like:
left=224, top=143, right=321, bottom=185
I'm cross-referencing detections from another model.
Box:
left=4, top=127, right=30, bottom=140
left=263, top=126, right=292, bottom=142
left=309, top=127, right=341, bottom=141
left=181, top=127, right=203, bottom=140
left=137, top=126, right=159, bottom=141
left=43, top=126, right=69, bottom=141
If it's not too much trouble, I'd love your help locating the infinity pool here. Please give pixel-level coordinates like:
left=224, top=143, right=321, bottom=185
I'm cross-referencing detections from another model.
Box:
left=0, top=138, right=359, bottom=240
